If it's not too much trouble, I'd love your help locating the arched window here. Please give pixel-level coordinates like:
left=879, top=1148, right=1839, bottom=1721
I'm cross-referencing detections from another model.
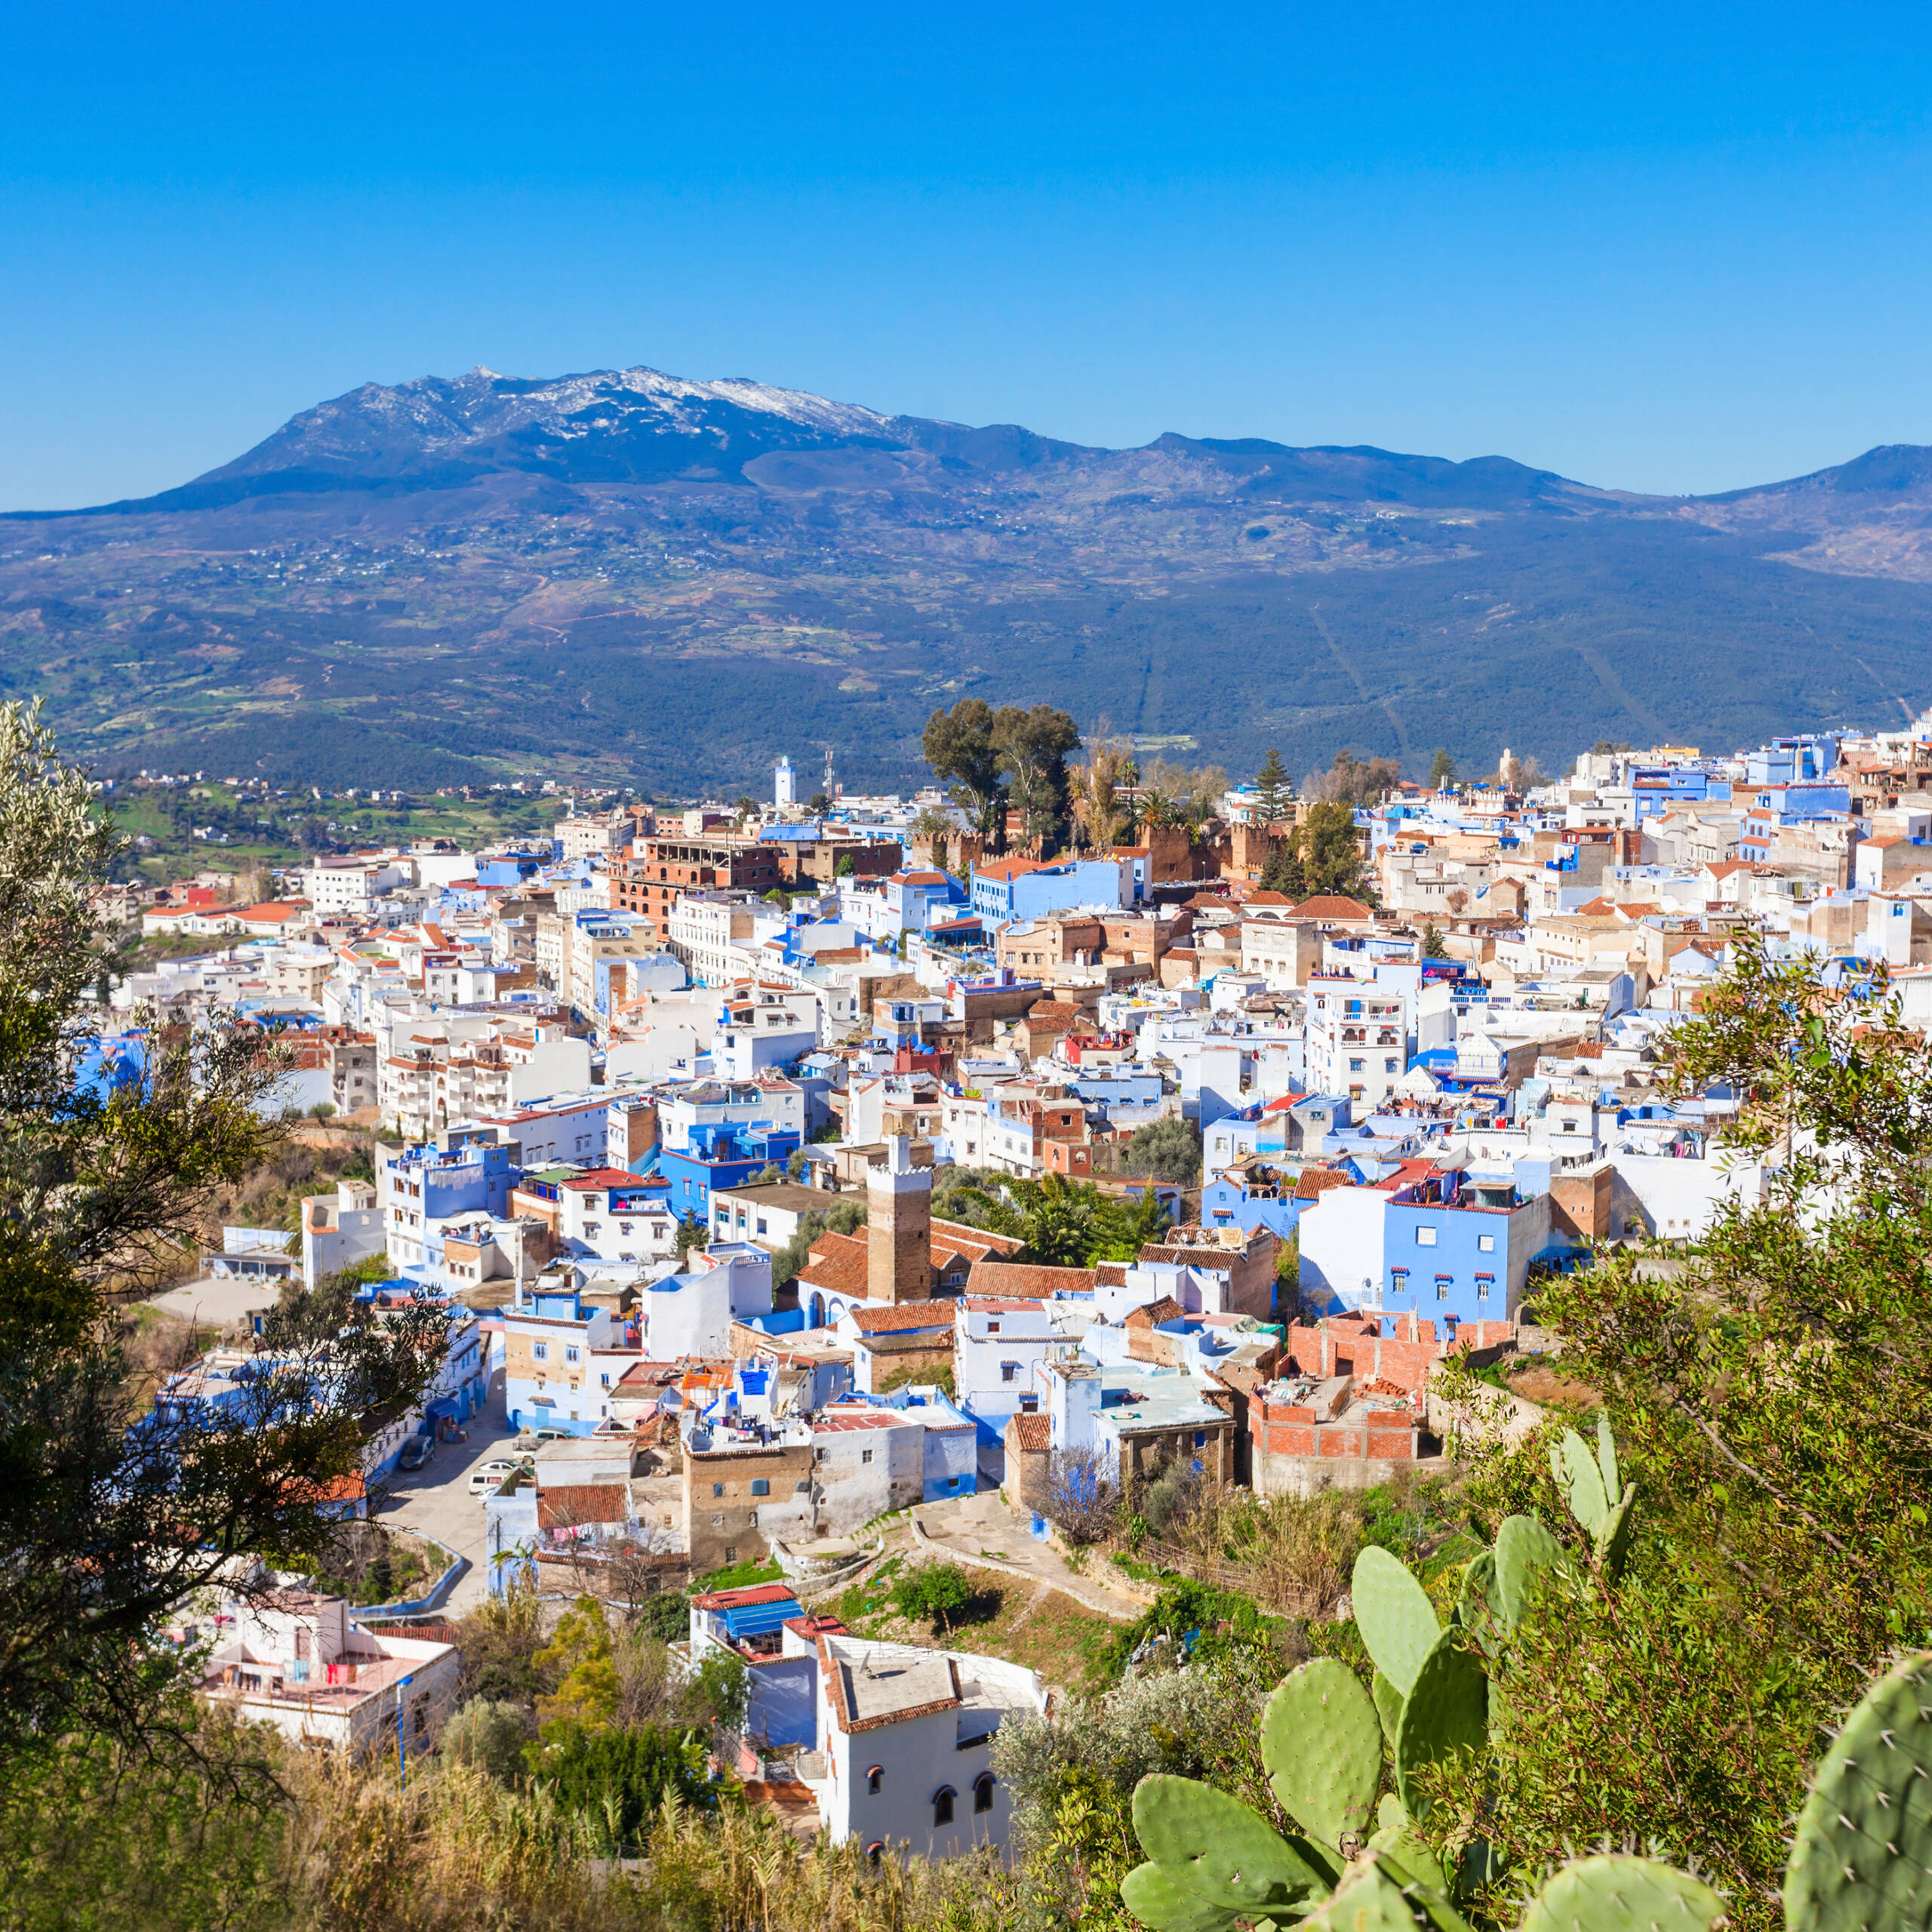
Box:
left=866, top=1764, right=884, bottom=1794
left=933, top=1785, right=955, bottom=1827
left=866, top=1841, right=884, bottom=1869
left=974, top=1771, right=995, bottom=1814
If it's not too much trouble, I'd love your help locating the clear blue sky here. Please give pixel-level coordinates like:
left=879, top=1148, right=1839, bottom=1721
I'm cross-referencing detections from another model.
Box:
left=5, top=2, right=1932, bottom=507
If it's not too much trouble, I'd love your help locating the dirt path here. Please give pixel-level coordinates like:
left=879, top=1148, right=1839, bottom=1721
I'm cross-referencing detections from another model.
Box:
left=907, top=1491, right=1152, bottom=1622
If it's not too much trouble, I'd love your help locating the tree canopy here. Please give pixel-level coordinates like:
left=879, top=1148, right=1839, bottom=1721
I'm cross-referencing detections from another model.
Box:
left=0, top=702, right=446, bottom=1770
left=1432, top=937, right=1932, bottom=1917
left=1251, top=747, right=1293, bottom=827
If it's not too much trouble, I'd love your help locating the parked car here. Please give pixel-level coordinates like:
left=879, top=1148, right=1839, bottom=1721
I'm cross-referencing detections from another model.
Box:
left=398, top=1436, right=433, bottom=1472
left=468, top=1460, right=515, bottom=1497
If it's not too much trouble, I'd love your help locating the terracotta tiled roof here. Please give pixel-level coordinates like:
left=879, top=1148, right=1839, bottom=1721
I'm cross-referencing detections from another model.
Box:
left=844, top=1300, right=958, bottom=1333
left=537, top=1484, right=632, bottom=1530
left=966, top=1260, right=1099, bottom=1299
left=928, top=1217, right=1024, bottom=1261
left=1291, top=894, right=1375, bottom=920
left=1009, top=1412, right=1050, bottom=1455
left=797, top=1230, right=869, bottom=1297
left=691, top=1582, right=799, bottom=1611
left=1124, top=1294, right=1186, bottom=1327
left=1295, top=1168, right=1357, bottom=1200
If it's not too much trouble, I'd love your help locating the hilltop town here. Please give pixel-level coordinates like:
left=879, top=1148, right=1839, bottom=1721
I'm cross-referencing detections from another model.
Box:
left=112, top=702, right=1932, bottom=1863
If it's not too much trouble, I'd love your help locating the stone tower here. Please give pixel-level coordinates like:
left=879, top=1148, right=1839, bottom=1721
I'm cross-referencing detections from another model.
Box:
left=866, top=1136, right=933, bottom=1304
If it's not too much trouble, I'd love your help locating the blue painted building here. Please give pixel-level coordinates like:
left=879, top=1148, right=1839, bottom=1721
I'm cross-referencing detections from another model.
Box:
left=383, top=1134, right=517, bottom=1222
left=970, top=857, right=1126, bottom=922
left=1380, top=1167, right=1571, bottom=1325
left=657, top=1121, right=801, bottom=1223
left=1746, top=736, right=1840, bottom=786
left=474, top=851, right=550, bottom=889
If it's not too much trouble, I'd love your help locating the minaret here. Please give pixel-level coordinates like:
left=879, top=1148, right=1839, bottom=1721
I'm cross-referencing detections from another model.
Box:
left=774, top=755, right=796, bottom=809
left=866, top=1137, right=933, bottom=1305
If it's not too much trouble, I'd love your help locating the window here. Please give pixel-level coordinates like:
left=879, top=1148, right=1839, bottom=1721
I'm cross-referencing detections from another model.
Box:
left=974, top=1772, right=995, bottom=1814
left=1349, top=1058, right=1364, bottom=1074
left=1415, top=1226, right=1438, bottom=1247
left=710, top=1514, right=724, bottom=1528
left=712, top=1482, right=724, bottom=1498
left=565, top=1346, right=580, bottom=1365
left=1384, top=1059, right=1398, bottom=1073
left=861, top=1448, right=873, bottom=1465
left=866, top=1841, right=884, bottom=1868
left=933, top=1787, right=955, bottom=1827
left=1001, top=1362, right=1018, bottom=1383
left=750, top=1478, right=770, bottom=1497
left=533, top=1342, right=548, bottom=1361
left=601, top=1372, right=611, bottom=1387
left=1193, top=1430, right=1206, bottom=1447
left=1477, top=1234, right=1496, bottom=1254
left=1435, top=1274, right=1453, bottom=1299
left=867, top=1765, right=884, bottom=1794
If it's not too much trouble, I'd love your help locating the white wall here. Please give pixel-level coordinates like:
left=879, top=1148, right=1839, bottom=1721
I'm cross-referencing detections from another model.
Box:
left=1297, top=1186, right=1389, bottom=1313
left=1608, top=1149, right=1765, bottom=1241
left=509, top=1036, right=594, bottom=1103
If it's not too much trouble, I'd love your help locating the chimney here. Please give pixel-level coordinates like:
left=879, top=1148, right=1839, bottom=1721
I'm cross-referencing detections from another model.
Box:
left=866, top=1139, right=932, bottom=1305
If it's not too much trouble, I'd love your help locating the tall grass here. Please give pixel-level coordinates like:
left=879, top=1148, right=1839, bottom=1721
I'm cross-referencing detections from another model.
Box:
left=0, top=1730, right=1012, bottom=1932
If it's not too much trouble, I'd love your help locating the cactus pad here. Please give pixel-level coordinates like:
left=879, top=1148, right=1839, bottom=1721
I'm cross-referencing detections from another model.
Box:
left=1119, top=1863, right=1245, bottom=1932
left=1784, top=1650, right=1932, bottom=1932
left=1128, top=1775, right=1325, bottom=1920
left=1353, top=1546, right=1441, bottom=1697
left=1299, top=1856, right=1431, bottom=1930
left=1599, top=1488, right=1636, bottom=1582
left=1262, top=1657, right=1384, bottom=1850
left=1394, top=1633, right=1489, bottom=1817
left=1456, top=1550, right=1498, bottom=1634
left=1373, top=1671, right=1405, bottom=1753
left=1595, top=1411, right=1620, bottom=1501
left=1518, top=1855, right=1726, bottom=1931
left=1553, top=1429, right=1611, bottom=1540
left=1493, top=1514, right=1563, bottom=1631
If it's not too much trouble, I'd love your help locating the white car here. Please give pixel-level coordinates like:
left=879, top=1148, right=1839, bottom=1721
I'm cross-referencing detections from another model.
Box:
left=468, top=1461, right=517, bottom=1498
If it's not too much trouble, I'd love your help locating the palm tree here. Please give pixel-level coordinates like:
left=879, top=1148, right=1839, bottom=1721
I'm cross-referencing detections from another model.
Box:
left=946, top=1173, right=1106, bottom=1267
left=946, top=1172, right=1171, bottom=1266
left=1088, top=1186, right=1174, bottom=1262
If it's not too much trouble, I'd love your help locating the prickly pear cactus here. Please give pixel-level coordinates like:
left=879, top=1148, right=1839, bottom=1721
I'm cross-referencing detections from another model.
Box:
left=1598, top=1491, right=1636, bottom=1583
left=1262, top=1657, right=1383, bottom=1850
left=1456, top=1549, right=1498, bottom=1632
left=1593, top=1411, right=1620, bottom=1502
left=1552, top=1428, right=1611, bottom=1540
left=1518, top=1854, right=1727, bottom=1930
left=1122, top=1774, right=1327, bottom=1932
left=1784, top=1649, right=1932, bottom=1932
left=1373, top=1669, right=1405, bottom=1751
left=1353, top=1546, right=1442, bottom=1697
left=1492, top=1515, right=1563, bottom=1632
left=1393, top=1632, right=1489, bottom=1818
left=1298, top=1854, right=1438, bottom=1930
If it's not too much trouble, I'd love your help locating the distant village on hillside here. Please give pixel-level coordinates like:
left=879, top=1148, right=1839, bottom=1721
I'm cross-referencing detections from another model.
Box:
left=124, top=703, right=1932, bottom=1855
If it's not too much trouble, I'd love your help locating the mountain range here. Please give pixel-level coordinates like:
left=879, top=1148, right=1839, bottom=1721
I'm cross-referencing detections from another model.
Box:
left=5, top=363, right=1930, bottom=794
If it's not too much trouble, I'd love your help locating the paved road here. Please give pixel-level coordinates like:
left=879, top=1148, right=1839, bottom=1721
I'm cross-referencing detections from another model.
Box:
left=371, top=1368, right=518, bottom=1613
